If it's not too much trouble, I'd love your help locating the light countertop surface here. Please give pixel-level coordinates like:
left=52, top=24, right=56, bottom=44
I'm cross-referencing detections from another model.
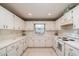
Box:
left=64, top=40, right=79, bottom=50
left=0, top=36, right=26, bottom=50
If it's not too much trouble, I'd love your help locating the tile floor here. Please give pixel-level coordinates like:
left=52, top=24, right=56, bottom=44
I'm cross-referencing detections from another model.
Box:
left=22, top=48, right=57, bottom=56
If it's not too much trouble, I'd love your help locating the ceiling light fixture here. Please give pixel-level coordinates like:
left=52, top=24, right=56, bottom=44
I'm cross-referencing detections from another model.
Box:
left=28, top=13, right=32, bottom=16
left=48, top=13, right=52, bottom=16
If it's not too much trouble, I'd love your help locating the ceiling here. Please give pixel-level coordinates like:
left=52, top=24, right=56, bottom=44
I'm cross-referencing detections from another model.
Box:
left=0, top=3, right=76, bottom=21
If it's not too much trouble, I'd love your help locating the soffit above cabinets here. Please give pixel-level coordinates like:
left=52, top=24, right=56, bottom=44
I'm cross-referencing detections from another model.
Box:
left=0, top=3, right=76, bottom=21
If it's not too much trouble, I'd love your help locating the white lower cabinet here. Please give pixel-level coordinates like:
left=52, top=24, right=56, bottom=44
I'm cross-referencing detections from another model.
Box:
left=65, top=44, right=79, bottom=56
left=28, top=39, right=53, bottom=48
left=23, top=39, right=27, bottom=50
left=19, top=39, right=24, bottom=54
left=6, top=43, right=17, bottom=56
left=53, top=36, right=58, bottom=50
left=28, top=39, right=34, bottom=47
left=34, top=39, right=46, bottom=47
left=0, top=48, right=6, bottom=56
left=0, top=37, right=27, bottom=56
left=45, top=39, right=53, bottom=47
left=40, top=40, right=45, bottom=47
left=15, top=41, right=22, bottom=56
left=34, top=40, right=40, bottom=47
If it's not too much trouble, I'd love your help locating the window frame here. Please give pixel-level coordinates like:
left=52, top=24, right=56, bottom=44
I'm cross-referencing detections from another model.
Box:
left=34, top=23, right=45, bottom=34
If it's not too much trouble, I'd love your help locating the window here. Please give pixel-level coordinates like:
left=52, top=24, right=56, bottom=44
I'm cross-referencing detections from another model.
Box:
left=35, top=23, right=45, bottom=34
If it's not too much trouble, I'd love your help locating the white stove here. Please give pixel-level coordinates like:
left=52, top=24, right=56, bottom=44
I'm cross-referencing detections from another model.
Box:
left=56, top=37, right=75, bottom=56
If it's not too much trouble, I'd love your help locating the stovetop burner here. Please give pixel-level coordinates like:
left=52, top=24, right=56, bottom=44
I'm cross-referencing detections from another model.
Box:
left=60, top=37, right=75, bottom=41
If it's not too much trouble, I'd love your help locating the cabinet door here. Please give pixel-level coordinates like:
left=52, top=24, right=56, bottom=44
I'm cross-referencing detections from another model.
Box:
left=14, top=15, right=20, bottom=30
left=16, top=41, right=23, bottom=56
left=0, top=5, right=14, bottom=29
left=5, top=12, right=14, bottom=29
left=34, top=39, right=41, bottom=47
left=53, top=36, right=57, bottom=50
left=65, top=44, right=79, bottom=56
left=61, top=11, right=73, bottom=26
left=39, top=39, right=45, bottom=47
left=7, top=50, right=17, bottom=56
left=67, top=10, right=73, bottom=21
left=56, top=18, right=62, bottom=30
left=28, top=39, right=34, bottom=47
left=6, top=43, right=17, bottom=56
left=20, top=20, right=25, bottom=30
left=73, top=5, right=79, bottom=29
left=14, top=15, right=24, bottom=30
left=0, top=48, right=6, bottom=56
left=69, top=47, right=79, bottom=56
left=23, top=39, right=27, bottom=49
left=19, top=19, right=24, bottom=30
left=45, top=39, right=53, bottom=47
left=64, top=44, right=71, bottom=56
left=0, top=6, right=6, bottom=29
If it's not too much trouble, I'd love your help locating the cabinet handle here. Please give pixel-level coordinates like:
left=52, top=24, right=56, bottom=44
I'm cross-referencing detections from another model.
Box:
left=6, top=26, right=8, bottom=28
left=3, top=25, right=5, bottom=28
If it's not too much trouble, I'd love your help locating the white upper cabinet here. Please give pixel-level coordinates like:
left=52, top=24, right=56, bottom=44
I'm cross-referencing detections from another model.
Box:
left=56, top=17, right=62, bottom=30
left=61, top=10, right=73, bottom=26
left=0, top=5, right=14, bottom=29
left=13, top=14, right=25, bottom=30
left=72, top=5, right=79, bottom=29
left=14, top=15, right=23, bottom=30
left=56, top=5, right=79, bottom=30
left=0, top=5, right=24, bottom=30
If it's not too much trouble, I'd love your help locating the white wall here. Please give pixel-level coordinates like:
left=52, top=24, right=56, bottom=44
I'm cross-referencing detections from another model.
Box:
left=25, top=30, right=55, bottom=40
left=25, top=21, right=56, bottom=30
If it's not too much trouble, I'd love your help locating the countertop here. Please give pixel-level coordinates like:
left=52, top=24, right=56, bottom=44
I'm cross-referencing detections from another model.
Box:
left=57, top=36, right=79, bottom=50
left=64, top=40, right=79, bottom=50
left=0, top=36, right=27, bottom=50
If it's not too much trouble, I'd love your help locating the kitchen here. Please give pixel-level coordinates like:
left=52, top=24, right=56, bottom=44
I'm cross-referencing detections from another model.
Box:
left=0, top=3, right=79, bottom=56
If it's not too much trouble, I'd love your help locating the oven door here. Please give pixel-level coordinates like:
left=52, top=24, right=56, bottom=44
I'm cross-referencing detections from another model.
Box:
left=56, top=40, right=65, bottom=56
